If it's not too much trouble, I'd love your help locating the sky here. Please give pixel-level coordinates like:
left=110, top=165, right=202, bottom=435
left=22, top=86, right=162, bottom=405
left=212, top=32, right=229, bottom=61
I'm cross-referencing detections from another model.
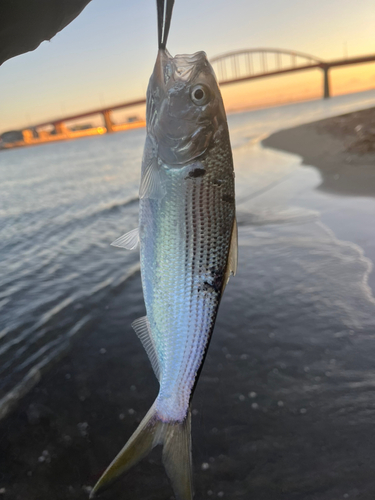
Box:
left=1, top=0, right=375, bottom=133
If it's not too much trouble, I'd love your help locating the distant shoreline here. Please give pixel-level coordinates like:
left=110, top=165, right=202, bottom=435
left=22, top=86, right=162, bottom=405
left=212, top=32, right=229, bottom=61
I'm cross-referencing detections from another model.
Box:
left=262, top=106, right=375, bottom=198
left=4, top=89, right=375, bottom=150
left=0, top=120, right=146, bottom=151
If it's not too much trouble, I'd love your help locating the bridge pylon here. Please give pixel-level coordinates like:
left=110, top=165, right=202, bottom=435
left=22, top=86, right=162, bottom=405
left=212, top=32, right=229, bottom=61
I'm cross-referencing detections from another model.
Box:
left=102, top=110, right=113, bottom=133
left=322, top=66, right=331, bottom=99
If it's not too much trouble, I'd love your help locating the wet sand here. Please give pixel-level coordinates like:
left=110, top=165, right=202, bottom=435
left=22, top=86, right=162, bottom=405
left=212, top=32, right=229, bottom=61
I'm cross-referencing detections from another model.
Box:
left=1, top=108, right=375, bottom=500
left=263, top=107, right=375, bottom=198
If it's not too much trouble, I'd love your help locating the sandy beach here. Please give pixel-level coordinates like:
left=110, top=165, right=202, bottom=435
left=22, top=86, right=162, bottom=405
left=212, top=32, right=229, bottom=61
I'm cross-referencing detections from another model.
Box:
left=263, top=107, right=375, bottom=198
left=1, top=107, right=375, bottom=500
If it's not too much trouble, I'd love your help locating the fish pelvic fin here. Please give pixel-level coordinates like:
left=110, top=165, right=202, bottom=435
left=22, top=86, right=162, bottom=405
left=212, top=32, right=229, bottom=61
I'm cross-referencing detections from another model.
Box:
left=90, top=404, right=193, bottom=500
left=111, top=227, right=139, bottom=250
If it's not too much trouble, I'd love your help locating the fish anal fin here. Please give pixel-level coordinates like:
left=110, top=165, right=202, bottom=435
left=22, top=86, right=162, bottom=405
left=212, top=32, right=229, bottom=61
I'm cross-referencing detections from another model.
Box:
left=131, top=316, right=160, bottom=380
left=223, top=217, right=238, bottom=293
left=111, top=227, right=139, bottom=250
left=139, top=158, right=166, bottom=200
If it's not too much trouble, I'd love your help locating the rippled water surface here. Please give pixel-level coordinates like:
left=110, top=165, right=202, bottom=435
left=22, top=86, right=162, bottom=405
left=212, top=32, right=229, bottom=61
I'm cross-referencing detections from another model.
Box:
left=1, top=89, right=375, bottom=416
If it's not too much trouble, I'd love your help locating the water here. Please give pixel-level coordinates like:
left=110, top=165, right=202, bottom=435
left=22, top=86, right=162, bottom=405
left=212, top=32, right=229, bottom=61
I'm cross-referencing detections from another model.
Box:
left=1, top=89, right=375, bottom=419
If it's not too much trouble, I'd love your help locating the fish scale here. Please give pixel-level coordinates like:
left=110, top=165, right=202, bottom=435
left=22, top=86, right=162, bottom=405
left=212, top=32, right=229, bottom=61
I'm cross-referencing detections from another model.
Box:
left=140, top=148, right=234, bottom=422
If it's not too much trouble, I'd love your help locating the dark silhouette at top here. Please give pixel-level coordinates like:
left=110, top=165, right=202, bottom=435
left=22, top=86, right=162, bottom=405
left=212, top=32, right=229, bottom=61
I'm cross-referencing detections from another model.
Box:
left=0, top=0, right=91, bottom=66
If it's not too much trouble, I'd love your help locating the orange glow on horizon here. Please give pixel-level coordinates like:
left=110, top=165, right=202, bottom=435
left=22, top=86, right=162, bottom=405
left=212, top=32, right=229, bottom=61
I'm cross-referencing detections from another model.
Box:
left=220, top=63, right=375, bottom=113
left=1, top=63, right=374, bottom=135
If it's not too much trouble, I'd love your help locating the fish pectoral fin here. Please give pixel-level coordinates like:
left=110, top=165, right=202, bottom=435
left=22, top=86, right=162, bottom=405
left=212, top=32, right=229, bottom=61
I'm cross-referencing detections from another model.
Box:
left=131, top=316, right=160, bottom=380
left=111, top=228, right=139, bottom=250
left=139, top=158, right=166, bottom=200
left=223, top=217, right=238, bottom=292
left=90, top=405, right=193, bottom=500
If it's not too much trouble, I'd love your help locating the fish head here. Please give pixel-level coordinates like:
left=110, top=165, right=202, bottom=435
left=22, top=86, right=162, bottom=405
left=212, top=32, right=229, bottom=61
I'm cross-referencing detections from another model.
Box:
left=147, top=49, right=227, bottom=166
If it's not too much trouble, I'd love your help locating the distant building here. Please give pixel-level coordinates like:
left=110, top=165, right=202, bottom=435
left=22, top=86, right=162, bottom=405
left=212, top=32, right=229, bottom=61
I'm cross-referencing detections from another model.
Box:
left=0, top=130, right=24, bottom=148
left=69, top=123, right=93, bottom=131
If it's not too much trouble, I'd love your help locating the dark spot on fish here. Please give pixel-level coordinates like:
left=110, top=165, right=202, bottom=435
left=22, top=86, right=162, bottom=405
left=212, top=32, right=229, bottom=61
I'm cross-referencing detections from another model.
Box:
left=213, top=272, right=224, bottom=292
left=213, top=179, right=224, bottom=186
left=202, top=282, right=215, bottom=293
left=222, top=194, right=235, bottom=203
left=204, top=268, right=224, bottom=294
left=188, top=168, right=206, bottom=178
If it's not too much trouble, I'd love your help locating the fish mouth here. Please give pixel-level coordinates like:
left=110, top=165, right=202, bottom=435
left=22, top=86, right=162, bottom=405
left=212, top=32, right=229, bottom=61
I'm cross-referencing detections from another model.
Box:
left=154, top=49, right=172, bottom=87
left=172, top=51, right=207, bottom=80
left=155, top=49, right=208, bottom=86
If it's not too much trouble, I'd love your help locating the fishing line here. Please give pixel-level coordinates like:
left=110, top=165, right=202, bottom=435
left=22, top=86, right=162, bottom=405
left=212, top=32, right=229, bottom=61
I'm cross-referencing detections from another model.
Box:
left=157, top=0, right=175, bottom=49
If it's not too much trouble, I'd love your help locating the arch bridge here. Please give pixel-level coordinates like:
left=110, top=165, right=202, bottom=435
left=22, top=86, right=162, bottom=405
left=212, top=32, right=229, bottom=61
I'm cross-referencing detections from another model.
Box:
left=211, top=48, right=375, bottom=99
left=5, top=49, right=375, bottom=148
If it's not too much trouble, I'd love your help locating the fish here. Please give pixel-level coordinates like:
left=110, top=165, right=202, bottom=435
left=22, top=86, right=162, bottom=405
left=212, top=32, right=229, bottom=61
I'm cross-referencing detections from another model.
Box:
left=90, top=1, right=237, bottom=498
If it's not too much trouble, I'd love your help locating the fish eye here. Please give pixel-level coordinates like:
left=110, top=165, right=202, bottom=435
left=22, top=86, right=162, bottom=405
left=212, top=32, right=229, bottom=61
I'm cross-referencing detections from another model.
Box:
left=190, top=84, right=210, bottom=106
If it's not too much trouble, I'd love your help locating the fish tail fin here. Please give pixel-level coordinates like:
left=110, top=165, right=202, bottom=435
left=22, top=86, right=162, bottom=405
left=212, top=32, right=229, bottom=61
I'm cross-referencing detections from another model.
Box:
left=162, top=409, right=193, bottom=500
left=90, top=404, right=193, bottom=500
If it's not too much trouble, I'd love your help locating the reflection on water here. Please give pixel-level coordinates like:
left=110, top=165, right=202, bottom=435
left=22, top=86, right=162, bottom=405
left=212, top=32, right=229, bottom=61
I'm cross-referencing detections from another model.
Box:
left=1, top=89, right=375, bottom=419
left=0, top=132, right=144, bottom=415
left=197, top=211, right=375, bottom=499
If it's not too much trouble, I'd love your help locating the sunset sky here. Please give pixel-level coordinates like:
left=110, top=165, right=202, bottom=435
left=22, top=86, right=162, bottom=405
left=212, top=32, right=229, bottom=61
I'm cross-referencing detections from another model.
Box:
left=1, top=0, right=375, bottom=133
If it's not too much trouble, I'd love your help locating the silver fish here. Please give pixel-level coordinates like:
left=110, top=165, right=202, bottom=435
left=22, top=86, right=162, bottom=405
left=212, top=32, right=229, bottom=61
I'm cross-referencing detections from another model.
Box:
left=91, top=1, right=236, bottom=498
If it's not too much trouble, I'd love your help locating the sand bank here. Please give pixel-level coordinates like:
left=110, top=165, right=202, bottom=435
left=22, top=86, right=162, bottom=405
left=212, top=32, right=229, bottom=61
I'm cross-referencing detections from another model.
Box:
left=263, top=107, right=375, bottom=197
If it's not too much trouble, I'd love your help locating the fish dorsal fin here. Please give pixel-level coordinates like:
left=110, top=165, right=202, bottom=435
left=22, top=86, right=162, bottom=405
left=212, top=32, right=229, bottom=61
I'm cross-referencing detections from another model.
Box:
left=131, top=316, right=160, bottom=380
left=223, top=217, right=238, bottom=293
left=139, top=158, right=166, bottom=200
left=111, top=228, right=139, bottom=250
